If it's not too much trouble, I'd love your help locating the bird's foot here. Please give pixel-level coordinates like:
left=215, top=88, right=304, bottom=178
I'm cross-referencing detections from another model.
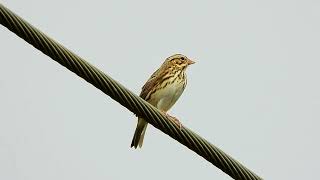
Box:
left=161, top=112, right=183, bottom=130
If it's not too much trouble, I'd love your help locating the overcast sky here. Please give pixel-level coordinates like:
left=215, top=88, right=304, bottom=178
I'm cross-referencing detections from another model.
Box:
left=1, top=0, right=320, bottom=179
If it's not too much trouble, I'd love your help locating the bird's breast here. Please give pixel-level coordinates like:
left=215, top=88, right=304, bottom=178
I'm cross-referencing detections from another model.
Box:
left=150, top=77, right=186, bottom=112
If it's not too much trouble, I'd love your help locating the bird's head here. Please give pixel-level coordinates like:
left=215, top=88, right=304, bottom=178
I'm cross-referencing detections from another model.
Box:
left=164, top=54, right=195, bottom=71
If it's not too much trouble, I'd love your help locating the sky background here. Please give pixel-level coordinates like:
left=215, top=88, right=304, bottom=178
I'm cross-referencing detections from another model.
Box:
left=1, top=0, right=320, bottom=179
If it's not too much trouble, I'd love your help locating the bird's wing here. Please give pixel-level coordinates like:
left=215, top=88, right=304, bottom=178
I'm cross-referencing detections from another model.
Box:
left=139, top=66, right=165, bottom=101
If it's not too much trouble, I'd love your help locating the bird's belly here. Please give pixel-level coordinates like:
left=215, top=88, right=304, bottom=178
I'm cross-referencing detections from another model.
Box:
left=152, top=81, right=185, bottom=112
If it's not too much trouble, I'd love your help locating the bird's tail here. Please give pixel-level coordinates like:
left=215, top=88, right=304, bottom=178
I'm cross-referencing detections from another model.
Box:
left=131, top=118, right=148, bottom=148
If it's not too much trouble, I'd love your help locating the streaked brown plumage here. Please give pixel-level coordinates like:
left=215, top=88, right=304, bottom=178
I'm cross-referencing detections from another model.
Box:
left=131, top=54, right=195, bottom=148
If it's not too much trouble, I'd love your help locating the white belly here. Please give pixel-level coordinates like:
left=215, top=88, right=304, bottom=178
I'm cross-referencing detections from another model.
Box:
left=150, top=79, right=185, bottom=112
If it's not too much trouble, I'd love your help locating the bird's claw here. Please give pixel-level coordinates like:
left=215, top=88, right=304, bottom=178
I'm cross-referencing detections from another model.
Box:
left=170, top=116, right=183, bottom=130
left=161, top=112, right=183, bottom=130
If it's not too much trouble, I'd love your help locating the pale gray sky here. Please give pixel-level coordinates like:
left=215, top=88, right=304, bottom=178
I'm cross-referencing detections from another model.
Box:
left=1, top=0, right=320, bottom=179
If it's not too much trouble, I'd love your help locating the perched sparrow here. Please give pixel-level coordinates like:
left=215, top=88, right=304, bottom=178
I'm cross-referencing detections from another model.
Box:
left=131, top=54, right=195, bottom=148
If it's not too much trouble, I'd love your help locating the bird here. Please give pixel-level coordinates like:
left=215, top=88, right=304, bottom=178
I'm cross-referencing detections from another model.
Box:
left=131, top=54, right=195, bottom=148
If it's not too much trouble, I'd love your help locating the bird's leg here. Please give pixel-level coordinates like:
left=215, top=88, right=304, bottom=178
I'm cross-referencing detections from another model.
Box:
left=169, top=115, right=183, bottom=130
left=160, top=111, right=183, bottom=130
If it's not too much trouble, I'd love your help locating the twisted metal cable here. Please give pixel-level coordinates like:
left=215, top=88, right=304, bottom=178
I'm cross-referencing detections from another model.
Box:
left=0, top=4, right=263, bottom=180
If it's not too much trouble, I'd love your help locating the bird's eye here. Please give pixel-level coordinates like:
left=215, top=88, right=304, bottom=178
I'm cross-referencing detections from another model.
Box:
left=181, top=57, right=185, bottom=60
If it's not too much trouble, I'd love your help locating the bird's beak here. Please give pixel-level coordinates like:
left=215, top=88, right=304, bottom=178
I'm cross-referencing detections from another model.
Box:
left=187, top=59, right=195, bottom=65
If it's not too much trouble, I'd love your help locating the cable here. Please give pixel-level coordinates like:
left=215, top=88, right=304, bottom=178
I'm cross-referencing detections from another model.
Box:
left=0, top=4, right=263, bottom=180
